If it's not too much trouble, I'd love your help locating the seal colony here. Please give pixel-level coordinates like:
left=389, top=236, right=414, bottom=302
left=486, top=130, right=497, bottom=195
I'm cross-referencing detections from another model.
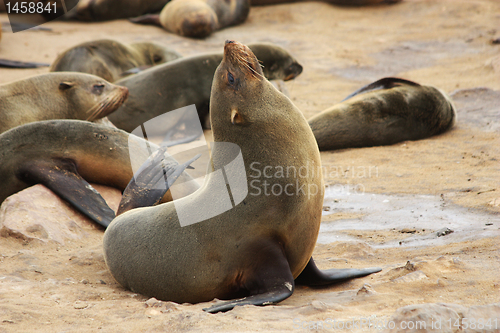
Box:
left=103, top=40, right=381, bottom=313
left=108, top=42, right=303, bottom=132
left=0, top=72, right=129, bottom=134
left=0, top=120, right=200, bottom=228
left=308, top=77, right=457, bottom=151
left=50, top=39, right=182, bottom=82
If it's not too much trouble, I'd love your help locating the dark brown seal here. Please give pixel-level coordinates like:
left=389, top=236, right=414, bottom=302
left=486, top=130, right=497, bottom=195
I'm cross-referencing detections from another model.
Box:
left=108, top=42, right=303, bottom=132
left=50, top=39, right=182, bottom=82
left=0, top=72, right=129, bottom=134
left=103, top=40, right=380, bottom=313
left=69, top=0, right=170, bottom=21
left=308, top=77, right=457, bottom=151
left=0, top=120, right=200, bottom=227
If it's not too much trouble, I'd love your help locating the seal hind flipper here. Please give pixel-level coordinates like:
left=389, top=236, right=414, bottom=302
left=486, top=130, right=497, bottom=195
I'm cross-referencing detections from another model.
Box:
left=129, top=14, right=162, bottom=27
left=17, top=159, right=116, bottom=228
left=120, top=65, right=153, bottom=77
left=341, top=77, right=421, bottom=102
left=203, top=239, right=295, bottom=313
left=203, top=285, right=294, bottom=313
left=295, top=257, right=381, bottom=287
left=0, top=59, right=50, bottom=68
left=117, top=150, right=201, bottom=215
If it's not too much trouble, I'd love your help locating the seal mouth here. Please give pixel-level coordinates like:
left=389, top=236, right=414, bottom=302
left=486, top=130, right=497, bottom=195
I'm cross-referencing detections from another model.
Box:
left=224, top=40, right=264, bottom=79
left=86, top=86, right=129, bottom=121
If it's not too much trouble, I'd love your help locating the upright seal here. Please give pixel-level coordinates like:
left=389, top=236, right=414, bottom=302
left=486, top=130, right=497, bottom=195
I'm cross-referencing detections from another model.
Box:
left=0, top=72, right=129, bottom=134
left=103, top=40, right=380, bottom=313
left=308, top=77, right=456, bottom=151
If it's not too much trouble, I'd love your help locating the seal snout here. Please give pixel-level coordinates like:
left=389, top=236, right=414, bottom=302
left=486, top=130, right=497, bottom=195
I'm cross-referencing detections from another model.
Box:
left=285, top=62, right=303, bottom=81
left=223, top=40, right=263, bottom=79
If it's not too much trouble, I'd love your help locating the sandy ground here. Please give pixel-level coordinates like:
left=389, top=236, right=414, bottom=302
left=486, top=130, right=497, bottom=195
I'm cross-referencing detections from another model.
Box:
left=0, top=0, right=499, bottom=332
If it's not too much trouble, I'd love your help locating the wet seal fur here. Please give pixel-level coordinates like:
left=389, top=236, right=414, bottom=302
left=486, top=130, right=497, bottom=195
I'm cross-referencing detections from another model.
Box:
left=131, top=0, right=250, bottom=38
left=308, top=77, right=457, bottom=151
left=103, top=40, right=380, bottom=313
left=0, top=120, right=200, bottom=227
left=50, top=39, right=182, bottom=82
left=0, top=72, right=129, bottom=134
left=108, top=42, right=303, bottom=132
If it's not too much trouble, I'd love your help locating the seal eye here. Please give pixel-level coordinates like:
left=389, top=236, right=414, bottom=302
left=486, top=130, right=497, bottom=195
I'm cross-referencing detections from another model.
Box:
left=59, top=82, right=74, bottom=91
left=153, top=55, right=162, bottom=63
left=228, top=72, right=235, bottom=85
left=92, top=84, right=106, bottom=95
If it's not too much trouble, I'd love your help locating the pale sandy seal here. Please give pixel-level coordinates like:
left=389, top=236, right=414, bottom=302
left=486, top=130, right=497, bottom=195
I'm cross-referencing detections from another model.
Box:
left=131, top=0, right=250, bottom=38
left=50, top=39, right=182, bottom=82
left=0, top=72, right=129, bottom=134
left=308, top=77, right=457, bottom=151
left=0, top=120, right=200, bottom=227
left=108, top=42, right=303, bottom=132
left=103, top=40, right=380, bottom=313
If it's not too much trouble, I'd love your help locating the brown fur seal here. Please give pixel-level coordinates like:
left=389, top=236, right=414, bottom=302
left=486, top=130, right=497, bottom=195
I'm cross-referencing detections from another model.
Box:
left=108, top=42, right=303, bottom=132
left=251, top=0, right=402, bottom=5
left=50, top=39, right=182, bottom=82
left=69, top=0, right=170, bottom=21
left=308, top=77, right=456, bottom=151
left=0, top=72, right=129, bottom=134
left=131, top=0, right=250, bottom=38
left=103, top=40, right=380, bottom=313
left=0, top=120, right=200, bottom=227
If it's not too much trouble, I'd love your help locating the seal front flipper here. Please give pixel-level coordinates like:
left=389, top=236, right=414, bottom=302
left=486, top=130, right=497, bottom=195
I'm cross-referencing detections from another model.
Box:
left=203, top=239, right=295, bottom=313
left=16, top=158, right=115, bottom=228
left=295, top=257, right=382, bottom=287
left=341, top=77, right=421, bottom=102
left=117, top=150, right=201, bottom=215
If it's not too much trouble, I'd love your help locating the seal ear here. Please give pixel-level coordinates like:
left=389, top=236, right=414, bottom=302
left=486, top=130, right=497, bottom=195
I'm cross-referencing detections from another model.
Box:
left=59, top=82, right=75, bottom=91
left=231, top=109, right=243, bottom=125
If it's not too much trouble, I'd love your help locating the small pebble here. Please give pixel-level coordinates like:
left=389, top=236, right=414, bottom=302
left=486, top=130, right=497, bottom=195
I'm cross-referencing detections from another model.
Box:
left=436, top=228, right=453, bottom=237
left=74, top=301, right=88, bottom=309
